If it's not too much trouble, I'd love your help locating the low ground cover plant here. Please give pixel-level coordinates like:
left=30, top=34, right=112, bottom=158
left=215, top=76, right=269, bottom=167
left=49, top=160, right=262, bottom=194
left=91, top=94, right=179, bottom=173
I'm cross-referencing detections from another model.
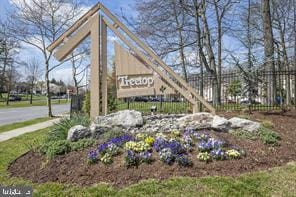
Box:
left=230, top=126, right=280, bottom=146
left=87, top=129, right=246, bottom=168
left=40, top=138, right=95, bottom=159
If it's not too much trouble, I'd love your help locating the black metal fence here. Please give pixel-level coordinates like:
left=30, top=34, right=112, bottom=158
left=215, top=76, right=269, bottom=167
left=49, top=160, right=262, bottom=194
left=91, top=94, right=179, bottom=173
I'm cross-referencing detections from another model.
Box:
left=116, top=69, right=296, bottom=114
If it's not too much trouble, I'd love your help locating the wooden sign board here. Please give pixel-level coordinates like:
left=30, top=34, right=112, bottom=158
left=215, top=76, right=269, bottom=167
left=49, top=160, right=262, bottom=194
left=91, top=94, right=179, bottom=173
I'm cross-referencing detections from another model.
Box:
left=115, top=42, right=175, bottom=98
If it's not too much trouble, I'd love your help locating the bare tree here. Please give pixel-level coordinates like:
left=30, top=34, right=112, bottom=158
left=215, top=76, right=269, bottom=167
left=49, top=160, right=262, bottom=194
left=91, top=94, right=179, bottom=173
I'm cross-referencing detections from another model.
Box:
left=6, top=0, right=82, bottom=117
left=213, top=0, right=236, bottom=104
left=0, top=23, right=19, bottom=99
left=135, top=0, right=193, bottom=81
left=262, top=0, right=276, bottom=105
left=25, top=58, right=42, bottom=104
left=5, top=63, right=21, bottom=105
left=272, top=0, right=294, bottom=105
left=70, top=52, right=88, bottom=95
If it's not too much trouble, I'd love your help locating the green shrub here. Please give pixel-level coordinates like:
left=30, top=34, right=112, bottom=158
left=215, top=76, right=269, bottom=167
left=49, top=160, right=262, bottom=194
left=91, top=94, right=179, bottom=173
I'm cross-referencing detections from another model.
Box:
left=47, top=114, right=91, bottom=142
left=70, top=138, right=96, bottom=151
left=258, top=127, right=280, bottom=145
left=83, top=91, right=90, bottom=115
left=40, top=140, right=71, bottom=159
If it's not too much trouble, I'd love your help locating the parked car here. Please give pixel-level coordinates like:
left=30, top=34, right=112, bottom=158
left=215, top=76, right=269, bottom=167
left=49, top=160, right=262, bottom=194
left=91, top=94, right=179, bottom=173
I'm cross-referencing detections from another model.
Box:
left=149, top=97, right=160, bottom=102
left=240, top=100, right=261, bottom=105
left=134, top=97, right=149, bottom=102
left=9, top=95, right=22, bottom=101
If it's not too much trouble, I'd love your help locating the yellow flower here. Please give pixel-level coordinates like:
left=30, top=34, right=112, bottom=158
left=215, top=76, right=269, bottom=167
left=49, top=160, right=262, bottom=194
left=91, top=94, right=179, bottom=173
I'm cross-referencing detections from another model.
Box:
left=172, top=130, right=181, bottom=137
left=226, top=149, right=240, bottom=159
left=136, top=133, right=147, bottom=140
left=125, top=141, right=150, bottom=152
left=145, top=136, right=155, bottom=145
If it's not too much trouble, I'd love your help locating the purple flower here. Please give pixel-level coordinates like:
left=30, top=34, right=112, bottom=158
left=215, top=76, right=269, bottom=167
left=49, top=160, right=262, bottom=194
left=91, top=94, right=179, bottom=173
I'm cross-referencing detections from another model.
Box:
left=139, top=151, right=152, bottom=163
left=167, top=140, right=185, bottom=155
left=125, top=150, right=140, bottom=167
left=197, top=140, right=212, bottom=151
left=97, top=135, right=134, bottom=154
left=153, top=137, right=168, bottom=152
left=175, top=154, right=192, bottom=167
left=210, top=148, right=226, bottom=160
left=87, top=150, right=98, bottom=164
left=208, top=138, right=225, bottom=149
left=183, top=128, right=195, bottom=136
left=159, top=148, right=174, bottom=164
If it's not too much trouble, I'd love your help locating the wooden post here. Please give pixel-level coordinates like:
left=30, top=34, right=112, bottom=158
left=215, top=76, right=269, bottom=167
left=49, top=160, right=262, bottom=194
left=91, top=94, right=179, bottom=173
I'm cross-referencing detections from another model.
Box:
left=90, top=14, right=100, bottom=119
left=101, top=17, right=108, bottom=115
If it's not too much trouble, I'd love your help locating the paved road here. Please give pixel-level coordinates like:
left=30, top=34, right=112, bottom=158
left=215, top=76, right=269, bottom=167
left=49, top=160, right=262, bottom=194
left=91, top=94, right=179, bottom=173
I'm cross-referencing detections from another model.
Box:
left=0, top=104, right=70, bottom=126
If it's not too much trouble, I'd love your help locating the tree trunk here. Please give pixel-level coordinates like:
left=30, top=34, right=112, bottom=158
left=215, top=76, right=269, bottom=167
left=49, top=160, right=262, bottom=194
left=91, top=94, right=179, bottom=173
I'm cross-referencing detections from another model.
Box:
left=200, top=0, right=219, bottom=104
left=173, top=0, right=188, bottom=82
left=294, top=3, right=296, bottom=108
left=214, top=3, right=222, bottom=105
left=45, top=63, right=53, bottom=117
left=30, top=81, right=34, bottom=104
left=262, top=0, right=276, bottom=105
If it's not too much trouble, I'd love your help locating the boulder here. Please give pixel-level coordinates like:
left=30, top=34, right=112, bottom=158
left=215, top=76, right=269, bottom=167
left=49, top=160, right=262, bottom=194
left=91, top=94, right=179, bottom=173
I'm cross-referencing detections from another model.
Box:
left=177, top=112, right=214, bottom=129
left=89, top=123, right=111, bottom=139
left=67, top=125, right=91, bottom=142
left=229, top=117, right=260, bottom=132
left=211, top=115, right=230, bottom=130
left=95, top=110, right=143, bottom=128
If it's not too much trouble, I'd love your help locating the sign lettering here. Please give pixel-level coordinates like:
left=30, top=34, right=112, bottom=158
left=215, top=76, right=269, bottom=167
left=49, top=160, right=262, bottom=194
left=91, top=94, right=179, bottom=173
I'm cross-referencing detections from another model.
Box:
left=117, top=75, right=154, bottom=88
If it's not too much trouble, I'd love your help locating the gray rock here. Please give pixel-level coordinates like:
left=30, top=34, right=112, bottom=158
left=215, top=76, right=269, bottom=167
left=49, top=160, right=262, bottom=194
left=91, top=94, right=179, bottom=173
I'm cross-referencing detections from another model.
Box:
left=95, top=110, right=143, bottom=128
left=67, top=125, right=91, bottom=142
left=229, top=117, right=261, bottom=132
left=211, top=115, right=230, bottom=130
left=177, top=112, right=214, bottom=129
left=89, top=123, right=111, bottom=139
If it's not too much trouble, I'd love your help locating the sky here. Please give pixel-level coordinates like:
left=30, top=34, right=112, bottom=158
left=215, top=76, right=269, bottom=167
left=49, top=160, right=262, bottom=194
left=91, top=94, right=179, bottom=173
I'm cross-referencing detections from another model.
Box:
left=0, top=0, right=247, bottom=85
left=0, top=0, right=137, bottom=84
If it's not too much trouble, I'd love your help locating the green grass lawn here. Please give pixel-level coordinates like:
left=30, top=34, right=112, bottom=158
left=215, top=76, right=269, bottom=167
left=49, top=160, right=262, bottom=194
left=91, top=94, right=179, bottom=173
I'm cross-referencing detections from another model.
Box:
left=115, top=101, right=288, bottom=114
left=0, top=128, right=295, bottom=196
left=0, top=117, right=53, bottom=133
left=117, top=101, right=191, bottom=114
left=0, top=99, right=69, bottom=109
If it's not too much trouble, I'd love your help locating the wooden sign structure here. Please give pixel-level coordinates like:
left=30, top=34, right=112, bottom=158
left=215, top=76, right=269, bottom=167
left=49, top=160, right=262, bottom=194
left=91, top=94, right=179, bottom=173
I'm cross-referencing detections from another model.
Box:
left=115, top=43, right=175, bottom=98
left=47, top=2, right=215, bottom=119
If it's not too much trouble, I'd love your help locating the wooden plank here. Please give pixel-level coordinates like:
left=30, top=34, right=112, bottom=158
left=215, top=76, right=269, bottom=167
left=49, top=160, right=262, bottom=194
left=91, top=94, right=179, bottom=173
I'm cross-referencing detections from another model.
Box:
left=117, top=88, right=155, bottom=98
left=115, top=43, right=152, bottom=75
left=101, top=17, right=108, bottom=115
left=100, top=4, right=215, bottom=114
left=103, top=18, right=196, bottom=104
left=90, top=14, right=100, bottom=119
left=54, top=15, right=95, bottom=61
left=47, top=3, right=101, bottom=52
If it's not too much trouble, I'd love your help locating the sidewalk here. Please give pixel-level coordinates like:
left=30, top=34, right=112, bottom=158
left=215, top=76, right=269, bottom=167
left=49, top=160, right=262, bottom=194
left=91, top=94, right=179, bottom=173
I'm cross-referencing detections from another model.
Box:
left=0, top=118, right=60, bottom=142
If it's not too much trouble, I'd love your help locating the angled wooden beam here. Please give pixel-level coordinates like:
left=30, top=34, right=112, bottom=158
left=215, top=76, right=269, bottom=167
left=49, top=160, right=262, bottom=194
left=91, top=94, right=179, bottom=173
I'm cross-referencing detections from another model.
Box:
left=102, top=18, right=196, bottom=105
left=47, top=3, right=101, bottom=52
left=90, top=13, right=100, bottom=119
left=53, top=15, right=96, bottom=61
left=100, top=4, right=215, bottom=114
left=101, top=17, right=108, bottom=115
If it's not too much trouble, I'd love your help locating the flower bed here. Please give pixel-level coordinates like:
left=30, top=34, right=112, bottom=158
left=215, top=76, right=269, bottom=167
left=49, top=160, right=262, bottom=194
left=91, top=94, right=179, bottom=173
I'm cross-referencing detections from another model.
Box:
left=87, top=129, right=245, bottom=167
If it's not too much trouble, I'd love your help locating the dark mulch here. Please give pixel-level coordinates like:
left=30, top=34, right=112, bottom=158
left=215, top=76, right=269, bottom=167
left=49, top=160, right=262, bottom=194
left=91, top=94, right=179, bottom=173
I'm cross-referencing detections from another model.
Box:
left=8, top=110, right=296, bottom=187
